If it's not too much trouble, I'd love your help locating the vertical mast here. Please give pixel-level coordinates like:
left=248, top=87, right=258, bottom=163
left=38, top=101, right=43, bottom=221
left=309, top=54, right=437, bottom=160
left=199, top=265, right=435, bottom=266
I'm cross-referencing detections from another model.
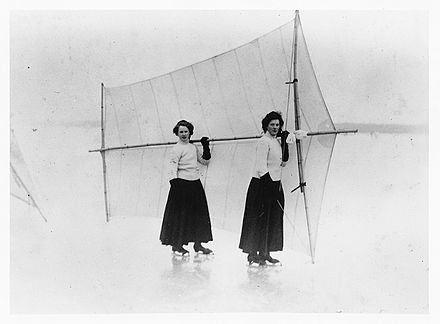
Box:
left=292, top=11, right=315, bottom=263
left=293, top=10, right=305, bottom=193
left=100, top=83, right=110, bottom=222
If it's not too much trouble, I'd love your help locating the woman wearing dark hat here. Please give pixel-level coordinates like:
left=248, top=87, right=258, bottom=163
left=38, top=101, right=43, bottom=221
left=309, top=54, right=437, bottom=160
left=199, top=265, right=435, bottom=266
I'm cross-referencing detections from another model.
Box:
left=160, top=120, right=213, bottom=256
left=239, top=111, right=299, bottom=265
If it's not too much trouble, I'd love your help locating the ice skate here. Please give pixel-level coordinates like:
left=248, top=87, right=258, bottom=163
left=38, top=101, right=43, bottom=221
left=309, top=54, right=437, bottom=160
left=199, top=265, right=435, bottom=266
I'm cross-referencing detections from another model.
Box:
left=247, top=253, right=266, bottom=266
left=193, top=243, right=213, bottom=255
left=260, top=254, right=280, bottom=265
left=172, top=246, right=189, bottom=256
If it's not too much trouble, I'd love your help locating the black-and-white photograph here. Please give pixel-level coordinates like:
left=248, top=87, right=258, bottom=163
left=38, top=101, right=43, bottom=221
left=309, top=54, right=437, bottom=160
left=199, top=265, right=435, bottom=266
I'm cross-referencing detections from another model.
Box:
left=7, top=5, right=433, bottom=323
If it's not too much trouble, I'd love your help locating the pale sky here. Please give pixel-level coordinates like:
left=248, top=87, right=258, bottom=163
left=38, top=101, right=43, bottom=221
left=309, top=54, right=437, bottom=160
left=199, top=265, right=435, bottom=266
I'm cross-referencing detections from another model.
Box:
left=10, top=10, right=428, bottom=133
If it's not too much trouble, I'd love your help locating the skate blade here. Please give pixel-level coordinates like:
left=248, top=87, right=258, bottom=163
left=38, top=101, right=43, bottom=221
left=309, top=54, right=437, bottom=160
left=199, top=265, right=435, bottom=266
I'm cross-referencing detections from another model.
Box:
left=266, top=262, right=282, bottom=266
left=195, top=251, right=214, bottom=255
left=247, top=262, right=266, bottom=267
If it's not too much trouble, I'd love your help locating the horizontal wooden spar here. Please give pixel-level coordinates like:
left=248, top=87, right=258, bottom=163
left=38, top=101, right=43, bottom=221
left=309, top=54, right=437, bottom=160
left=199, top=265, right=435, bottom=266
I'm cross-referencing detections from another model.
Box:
left=88, top=135, right=263, bottom=153
left=307, top=129, right=358, bottom=136
left=88, top=129, right=358, bottom=153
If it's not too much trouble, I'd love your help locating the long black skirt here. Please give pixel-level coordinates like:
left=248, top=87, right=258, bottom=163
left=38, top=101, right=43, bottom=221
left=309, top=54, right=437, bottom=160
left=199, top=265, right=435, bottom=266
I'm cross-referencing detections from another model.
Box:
left=160, top=178, right=213, bottom=246
left=238, top=177, right=284, bottom=254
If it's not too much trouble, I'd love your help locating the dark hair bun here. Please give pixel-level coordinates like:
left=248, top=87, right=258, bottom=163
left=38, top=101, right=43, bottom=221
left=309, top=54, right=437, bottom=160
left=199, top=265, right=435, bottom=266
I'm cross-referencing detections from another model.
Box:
left=261, top=111, right=284, bottom=133
left=173, top=120, right=194, bottom=136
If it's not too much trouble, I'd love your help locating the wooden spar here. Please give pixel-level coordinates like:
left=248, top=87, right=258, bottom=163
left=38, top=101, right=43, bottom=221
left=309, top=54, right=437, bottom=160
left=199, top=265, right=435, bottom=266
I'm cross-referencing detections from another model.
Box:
left=292, top=11, right=305, bottom=194
left=281, top=8, right=296, bottom=160
left=307, top=129, right=358, bottom=136
left=101, top=83, right=105, bottom=146
left=302, top=182, right=315, bottom=264
left=292, top=11, right=315, bottom=264
left=100, top=83, right=110, bottom=222
left=88, top=129, right=359, bottom=154
left=89, top=135, right=263, bottom=153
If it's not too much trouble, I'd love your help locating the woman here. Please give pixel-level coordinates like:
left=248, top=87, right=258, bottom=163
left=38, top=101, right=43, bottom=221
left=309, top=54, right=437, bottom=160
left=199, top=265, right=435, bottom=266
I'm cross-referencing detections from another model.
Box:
left=239, top=111, right=294, bottom=265
left=160, top=120, right=213, bottom=256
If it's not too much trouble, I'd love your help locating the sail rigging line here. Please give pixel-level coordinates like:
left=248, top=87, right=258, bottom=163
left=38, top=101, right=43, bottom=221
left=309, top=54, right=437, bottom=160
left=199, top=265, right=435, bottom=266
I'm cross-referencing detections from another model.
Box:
left=233, top=49, right=260, bottom=134
left=276, top=199, right=309, bottom=250
left=128, top=85, right=143, bottom=142
left=212, top=58, right=236, bottom=137
left=134, top=148, right=146, bottom=218
left=11, top=193, right=34, bottom=206
left=255, top=39, right=276, bottom=111
left=190, top=65, right=212, bottom=139
left=221, top=142, right=239, bottom=229
left=10, top=165, right=32, bottom=204
left=169, top=73, right=183, bottom=120
left=11, top=165, right=23, bottom=188
left=107, top=92, right=123, bottom=147
left=148, top=80, right=166, bottom=141
left=290, top=129, right=357, bottom=187
left=298, top=106, right=313, bottom=134
left=310, top=134, right=338, bottom=253
left=190, top=64, right=214, bottom=192
left=10, top=164, right=47, bottom=222
left=301, top=134, right=313, bottom=178
left=115, top=150, right=123, bottom=216
left=289, top=187, right=307, bottom=248
left=155, top=147, right=168, bottom=219
left=278, top=28, right=291, bottom=77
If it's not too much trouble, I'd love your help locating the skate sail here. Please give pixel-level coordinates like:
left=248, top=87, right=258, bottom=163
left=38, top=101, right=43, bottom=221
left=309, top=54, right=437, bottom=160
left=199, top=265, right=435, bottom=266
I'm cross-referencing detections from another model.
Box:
left=281, top=11, right=338, bottom=262
left=90, top=11, right=356, bottom=261
left=10, top=129, right=47, bottom=222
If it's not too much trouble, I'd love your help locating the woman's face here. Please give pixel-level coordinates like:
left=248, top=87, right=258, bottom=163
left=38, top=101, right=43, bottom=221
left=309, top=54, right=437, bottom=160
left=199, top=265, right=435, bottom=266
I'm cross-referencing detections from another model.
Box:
left=267, top=119, right=280, bottom=137
left=177, top=125, right=190, bottom=142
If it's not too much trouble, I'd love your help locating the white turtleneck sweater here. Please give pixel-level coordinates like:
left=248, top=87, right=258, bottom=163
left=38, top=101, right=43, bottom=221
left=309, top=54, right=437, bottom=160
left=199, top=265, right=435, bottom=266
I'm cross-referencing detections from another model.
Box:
left=168, top=141, right=209, bottom=181
left=253, top=132, right=295, bottom=181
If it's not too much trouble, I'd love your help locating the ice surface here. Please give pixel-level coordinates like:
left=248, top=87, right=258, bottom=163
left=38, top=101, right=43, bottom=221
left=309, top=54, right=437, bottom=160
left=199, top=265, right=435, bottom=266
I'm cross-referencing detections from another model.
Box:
left=10, top=131, right=428, bottom=313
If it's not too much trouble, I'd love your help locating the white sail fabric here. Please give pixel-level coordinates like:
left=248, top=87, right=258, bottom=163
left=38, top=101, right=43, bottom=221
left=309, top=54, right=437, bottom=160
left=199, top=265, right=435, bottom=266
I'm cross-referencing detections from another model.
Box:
left=104, top=21, right=295, bottom=147
left=101, top=13, right=336, bottom=259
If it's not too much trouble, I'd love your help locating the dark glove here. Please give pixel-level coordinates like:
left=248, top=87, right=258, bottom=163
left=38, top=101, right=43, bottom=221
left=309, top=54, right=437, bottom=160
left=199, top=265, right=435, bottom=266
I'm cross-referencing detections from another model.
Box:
left=261, top=172, right=278, bottom=199
left=280, top=130, right=290, bottom=142
left=280, top=130, right=290, bottom=162
left=200, top=136, right=211, bottom=160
